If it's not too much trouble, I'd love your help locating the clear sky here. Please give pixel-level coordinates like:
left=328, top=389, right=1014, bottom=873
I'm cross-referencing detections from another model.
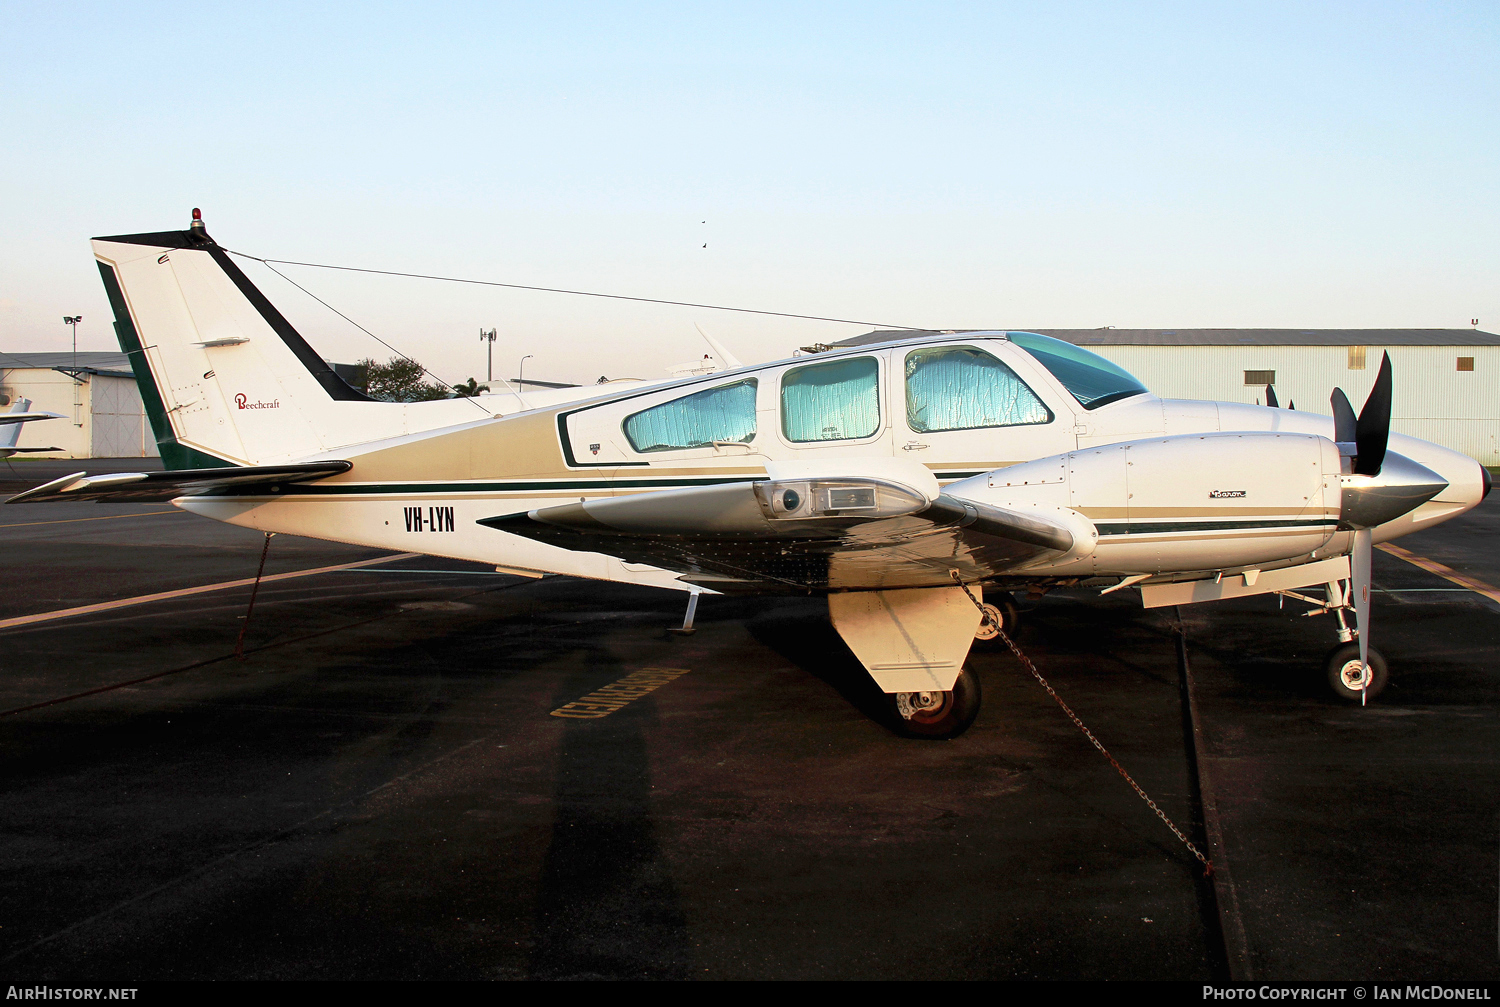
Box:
left=2, top=2, right=1496, bottom=387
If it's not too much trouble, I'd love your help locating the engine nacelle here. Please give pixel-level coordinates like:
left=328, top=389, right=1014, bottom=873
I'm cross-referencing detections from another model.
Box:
left=948, top=431, right=1344, bottom=576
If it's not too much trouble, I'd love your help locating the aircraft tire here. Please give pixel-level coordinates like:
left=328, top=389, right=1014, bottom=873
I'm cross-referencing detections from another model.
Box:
left=890, top=667, right=981, bottom=739
left=1325, top=643, right=1389, bottom=703
left=973, top=595, right=1021, bottom=648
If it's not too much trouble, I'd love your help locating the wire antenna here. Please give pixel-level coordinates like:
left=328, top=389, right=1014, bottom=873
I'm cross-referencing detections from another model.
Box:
left=225, top=249, right=925, bottom=331
left=240, top=255, right=506, bottom=412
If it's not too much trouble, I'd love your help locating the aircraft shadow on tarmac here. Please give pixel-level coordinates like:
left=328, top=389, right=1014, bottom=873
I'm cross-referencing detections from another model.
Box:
left=740, top=600, right=898, bottom=730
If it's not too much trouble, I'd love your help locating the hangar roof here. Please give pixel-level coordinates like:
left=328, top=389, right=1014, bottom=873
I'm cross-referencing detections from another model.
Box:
left=836, top=328, right=1500, bottom=349
left=0, top=351, right=137, bottom=372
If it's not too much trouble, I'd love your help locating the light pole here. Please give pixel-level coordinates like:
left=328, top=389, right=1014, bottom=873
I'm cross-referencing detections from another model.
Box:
left=479, top=328, right=497, bottom=382
left=63, top=315, right=82, bottom=425
left=518, top=354, right=533, bottom=388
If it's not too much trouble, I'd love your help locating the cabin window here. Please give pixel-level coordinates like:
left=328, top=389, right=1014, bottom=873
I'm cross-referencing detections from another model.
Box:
left=904, top=346, right=1052, bottom=432
left=780, top=356, right=880, bottom=442
left=622, top=379, right=758, bottom=453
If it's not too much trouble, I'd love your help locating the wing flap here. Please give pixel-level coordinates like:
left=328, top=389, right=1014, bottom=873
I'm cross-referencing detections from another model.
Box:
left=6, top=461, right=353, bottom=504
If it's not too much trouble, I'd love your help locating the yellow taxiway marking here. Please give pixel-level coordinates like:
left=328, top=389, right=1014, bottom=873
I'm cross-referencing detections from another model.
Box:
left=0, top=552, right=421, bottom=631
left=1377, top=543, right=1500, bottom=606
left=550, top=667, right=691, bottom=719
left=0, top=509, right=184, bottom=529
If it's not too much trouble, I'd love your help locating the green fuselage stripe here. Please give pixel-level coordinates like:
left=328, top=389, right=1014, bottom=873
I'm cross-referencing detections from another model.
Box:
left=1095, top=519, right=1339, bottom=535
left=209, top=475, right=752, bottom=497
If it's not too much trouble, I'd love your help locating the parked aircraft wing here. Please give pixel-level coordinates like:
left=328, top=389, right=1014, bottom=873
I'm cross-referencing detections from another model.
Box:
left=5, top=461, right=353, bottom=504
left=479, top=478, right=1081, bottom=592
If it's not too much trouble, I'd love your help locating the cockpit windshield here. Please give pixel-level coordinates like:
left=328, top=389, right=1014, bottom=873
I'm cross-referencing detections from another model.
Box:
left=1008, top=332, right=1148, bottom=410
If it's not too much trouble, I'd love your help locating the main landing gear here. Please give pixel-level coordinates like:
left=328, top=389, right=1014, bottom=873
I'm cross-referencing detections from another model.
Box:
left=887, top=588, right=1016, bottom=738
left=889, top=667, right=982, bottom=739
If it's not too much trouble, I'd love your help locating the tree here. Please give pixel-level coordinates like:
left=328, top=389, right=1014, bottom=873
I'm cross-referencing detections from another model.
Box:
left=357, top=356, right=450, bottom=402
left=452, top=377, right=490, bottom=397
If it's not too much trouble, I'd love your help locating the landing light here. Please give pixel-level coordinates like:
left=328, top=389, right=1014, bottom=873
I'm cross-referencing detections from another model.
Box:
left=755, top=478, right=925, bottom=520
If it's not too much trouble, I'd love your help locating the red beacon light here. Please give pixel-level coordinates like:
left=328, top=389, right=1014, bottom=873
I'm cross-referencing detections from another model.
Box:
left=189, top=207, right=206, bottom=236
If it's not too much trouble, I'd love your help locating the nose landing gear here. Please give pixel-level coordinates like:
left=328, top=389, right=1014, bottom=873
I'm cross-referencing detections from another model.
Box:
left=1323, top=577, right=1388, bottom=702
left=1278, top=578, right=1391, bottom=703
left=1326, top=643, right=1389, bottom=702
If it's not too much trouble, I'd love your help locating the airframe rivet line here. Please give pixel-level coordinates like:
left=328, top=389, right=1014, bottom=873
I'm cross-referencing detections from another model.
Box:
left=0, top=552, right=421, bottom=631
left=951, top=574, right=1214, bottom=877
left=550, top=668, right=691, bottom=719
left=1376, top=543, right=1500, bottom=607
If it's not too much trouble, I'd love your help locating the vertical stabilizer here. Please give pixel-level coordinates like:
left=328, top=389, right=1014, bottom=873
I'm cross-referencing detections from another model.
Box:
left=93, top=213, right=418, bottom=469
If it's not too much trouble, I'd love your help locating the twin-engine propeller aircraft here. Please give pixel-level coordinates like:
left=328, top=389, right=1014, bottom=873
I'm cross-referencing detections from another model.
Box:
left=8, top=213, right=1490, bottom=737
left=0, top=398, right=63, bottom=458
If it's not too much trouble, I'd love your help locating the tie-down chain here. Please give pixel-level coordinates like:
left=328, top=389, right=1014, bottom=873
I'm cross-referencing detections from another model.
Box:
left=951, top=571, right=1213, bottom=878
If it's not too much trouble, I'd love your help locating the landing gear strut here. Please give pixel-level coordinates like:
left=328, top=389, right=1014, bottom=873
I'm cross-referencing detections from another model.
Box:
left=889, top=667, right=981, bottom=739
left=1319, top=578, right=1387, bottom=703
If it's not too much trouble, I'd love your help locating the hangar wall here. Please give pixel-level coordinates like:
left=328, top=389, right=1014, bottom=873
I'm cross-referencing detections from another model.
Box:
left=1084, top=344, right=1500, bottom=464
left=0, top=352, right=158, bottom=459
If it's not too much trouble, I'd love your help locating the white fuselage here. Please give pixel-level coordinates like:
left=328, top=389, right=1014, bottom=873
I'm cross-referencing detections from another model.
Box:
left=175, top=335, right=1486, bottom=591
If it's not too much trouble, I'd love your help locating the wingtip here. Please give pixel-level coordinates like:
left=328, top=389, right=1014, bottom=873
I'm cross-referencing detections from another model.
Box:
left=5, top=470, right=90, bottom=505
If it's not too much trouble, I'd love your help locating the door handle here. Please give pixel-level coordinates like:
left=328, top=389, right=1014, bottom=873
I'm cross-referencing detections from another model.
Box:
left=902, top=441, right=929, bottom=452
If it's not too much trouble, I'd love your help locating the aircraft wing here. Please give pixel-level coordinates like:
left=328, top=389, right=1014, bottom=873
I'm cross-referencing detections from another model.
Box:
left=5, top=461, right=353, bottom=504
left=479, top=476, right=1080, bottom=592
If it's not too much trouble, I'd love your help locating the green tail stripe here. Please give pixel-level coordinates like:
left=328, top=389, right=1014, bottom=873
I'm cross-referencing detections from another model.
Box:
left=96, top=261, right=229, bottom=472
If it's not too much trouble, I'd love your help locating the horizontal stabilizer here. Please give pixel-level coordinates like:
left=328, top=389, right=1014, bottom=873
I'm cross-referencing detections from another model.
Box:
left=0, top=411, right=64, bottom=426
left=6, top=461, right=353, bottom=504
left=1, top=447, right=63, bottom=454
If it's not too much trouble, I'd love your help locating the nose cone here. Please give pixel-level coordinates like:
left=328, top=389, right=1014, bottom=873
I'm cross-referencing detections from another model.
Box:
left=1340, top=452, right=1449, bottom=529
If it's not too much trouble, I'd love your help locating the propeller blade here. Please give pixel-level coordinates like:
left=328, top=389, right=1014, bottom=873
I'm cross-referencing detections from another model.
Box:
left=1352, top=527, right=1373, bottom=706
left=1354, top=352, right=1393, bottom=476
left=1289, top=400, right=1296, bottom=411
left=1265, top=384, right=1279, bottom=409
left=1331, top=388, right=1357, bottom=443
